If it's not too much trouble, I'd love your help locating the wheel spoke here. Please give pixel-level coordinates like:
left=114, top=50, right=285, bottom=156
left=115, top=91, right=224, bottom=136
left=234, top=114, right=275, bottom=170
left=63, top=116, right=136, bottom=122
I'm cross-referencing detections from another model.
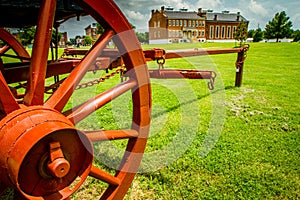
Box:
left=0, top=45, right=10, bottom=55
left=23, top=0, right=56, bottom=106
left=45, top=29, right=115, bottom=112
left=0, top=72, right=20, bottom=115
left=89, top=166, right=120, bottom=186
left=65, top=79, right=136, bottom=124
left=85, top=130, right=139, bottom=142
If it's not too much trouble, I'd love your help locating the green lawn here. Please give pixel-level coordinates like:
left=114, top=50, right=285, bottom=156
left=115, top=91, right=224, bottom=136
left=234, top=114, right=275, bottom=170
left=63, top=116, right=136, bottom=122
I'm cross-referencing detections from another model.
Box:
left=1, top=42, right=299, bottom=199
left=123, top=42, right=299, bottom=199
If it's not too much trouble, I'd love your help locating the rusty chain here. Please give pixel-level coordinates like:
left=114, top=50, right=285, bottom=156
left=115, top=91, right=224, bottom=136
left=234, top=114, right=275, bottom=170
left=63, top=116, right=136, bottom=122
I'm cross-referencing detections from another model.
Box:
left=75, top=66, right=124, bottom=90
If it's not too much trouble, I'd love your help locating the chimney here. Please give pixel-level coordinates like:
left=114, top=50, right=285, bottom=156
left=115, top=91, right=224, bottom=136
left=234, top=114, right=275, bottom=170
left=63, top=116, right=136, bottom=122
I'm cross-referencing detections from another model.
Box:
left=214, top=14, right=217, bottom=21
left=161, top=6, right=165, bottom=14
left=198, top=8, right=202, bottom=14
left=237, top=12, right=240, bottom=21
left=198, top=8, right=206, bottom=18
left=152, top=9, right=154, bottom=14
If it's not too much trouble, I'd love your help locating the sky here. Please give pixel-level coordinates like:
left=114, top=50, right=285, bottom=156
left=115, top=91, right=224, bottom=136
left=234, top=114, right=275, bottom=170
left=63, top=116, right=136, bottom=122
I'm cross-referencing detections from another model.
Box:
left=60, top=0, right=300, bottom=38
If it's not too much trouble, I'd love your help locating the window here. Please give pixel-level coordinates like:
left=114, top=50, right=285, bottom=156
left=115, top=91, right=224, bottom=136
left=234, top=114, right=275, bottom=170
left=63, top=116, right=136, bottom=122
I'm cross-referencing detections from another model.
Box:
left=176, top=20, right=179, bottom=26
left=158, top=31, right=161, bottom=38
left=154, top=21, right=156, bottom=28
left=210, top=26, right=214, bottom=38
left=188, top=20, right=191, bottom=27
left=154, top=31, right=157, bottom=38
left=180, top=20, right=183, bottom=26
left=221, top=26, right=225, bottom=38
left=192, top=21, right=195, bottom=27
left=227, top=26, right=231, bottom=38
left=233, top=26, right=237, bottom=38
left=196, top=21, right=199, bottom=27
left=184, top=20, right=187, bottom=27
left=158, top=21, right=160, bottom=28
left=202, top=31, right=205, bottom=36
left=216, top=26, right=220, bottom=38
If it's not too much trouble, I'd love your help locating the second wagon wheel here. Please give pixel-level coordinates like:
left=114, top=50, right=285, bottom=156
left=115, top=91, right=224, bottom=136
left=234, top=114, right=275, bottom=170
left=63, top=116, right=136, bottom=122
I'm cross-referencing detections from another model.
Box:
left=0, top=0, right=151, bottom=199
left=0, top=28, right=31, bottom=63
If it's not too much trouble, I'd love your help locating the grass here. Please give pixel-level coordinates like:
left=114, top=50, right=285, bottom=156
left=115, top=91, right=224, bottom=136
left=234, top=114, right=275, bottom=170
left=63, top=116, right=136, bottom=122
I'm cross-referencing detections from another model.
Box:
left=1, top=42, right=299, bottom=199
left=124, top=42, right=300, bottom=199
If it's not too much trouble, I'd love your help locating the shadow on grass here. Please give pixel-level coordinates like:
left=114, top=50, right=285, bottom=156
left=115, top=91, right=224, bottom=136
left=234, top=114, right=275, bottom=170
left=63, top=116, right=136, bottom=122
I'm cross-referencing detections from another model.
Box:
left=151, top=86, right=237, bottom=120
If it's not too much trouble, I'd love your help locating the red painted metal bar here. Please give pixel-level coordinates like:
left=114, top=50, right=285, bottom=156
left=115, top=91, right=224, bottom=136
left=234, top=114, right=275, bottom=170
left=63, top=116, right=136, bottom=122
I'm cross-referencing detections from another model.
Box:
left=235, top=49, right=247, bottom=87
left=63, top=47, right=247, bottom=61
left=66, top=79, right=137, bottom=124
left=24, top=0, right=57, bottom=106
left=63, top=47, right=247, bottom=60
left=89, top=166, right=121, bottom=186
left=2, top=60, right=79, bottom=84
left=0, top=45, right=10, bottom=55
left=149, top=69, right=215, bottom=79
left=164, top=47, right=246, bottom=59
left=85, top=130, right=139, bottom=142
left=45, top=29, right=115, bottom=112
left=0, top=72, right=20, bottom=114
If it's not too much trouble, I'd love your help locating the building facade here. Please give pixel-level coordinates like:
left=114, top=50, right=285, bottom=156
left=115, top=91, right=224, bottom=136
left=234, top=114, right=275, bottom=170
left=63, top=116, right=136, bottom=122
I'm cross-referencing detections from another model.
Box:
left=149, top=6, right=248, bottom=44
left=206, top=10, right=248, bottom=42
left=85, top=22, right=98, bottom=40
left=149, top=6, right=206, bottom=44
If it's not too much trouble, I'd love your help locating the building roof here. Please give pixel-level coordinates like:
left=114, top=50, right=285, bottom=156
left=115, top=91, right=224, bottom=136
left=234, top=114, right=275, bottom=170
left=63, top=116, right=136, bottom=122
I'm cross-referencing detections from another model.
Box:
left=165, top=11, right=205, bottom=20
left=206, top=12, right=248, bottom=22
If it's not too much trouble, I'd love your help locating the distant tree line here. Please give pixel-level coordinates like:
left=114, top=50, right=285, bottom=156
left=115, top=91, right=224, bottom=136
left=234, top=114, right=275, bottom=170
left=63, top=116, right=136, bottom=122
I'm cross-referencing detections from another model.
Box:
left=247, top=11, right=300, bottom=42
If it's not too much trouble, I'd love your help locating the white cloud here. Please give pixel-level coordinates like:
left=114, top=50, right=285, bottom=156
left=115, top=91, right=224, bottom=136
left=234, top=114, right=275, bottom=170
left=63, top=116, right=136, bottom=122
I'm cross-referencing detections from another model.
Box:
left=247, top=0, right=268, bottom=17
left=195, top=0, right=224, bottom=10
left=124, top=10, right=146, bottom=20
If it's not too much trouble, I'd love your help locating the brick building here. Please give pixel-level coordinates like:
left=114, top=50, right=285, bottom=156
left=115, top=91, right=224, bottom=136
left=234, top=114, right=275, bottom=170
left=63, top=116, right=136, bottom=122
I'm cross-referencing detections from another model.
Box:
left=149, top=6, right=206, bottom=44
left=149, top=6, right=248, bottom=44
left=85, top=22, right=98, bottom=40
left=206, top=10, right=248, bottom=42
left=58, top=32, right=68, bottom=47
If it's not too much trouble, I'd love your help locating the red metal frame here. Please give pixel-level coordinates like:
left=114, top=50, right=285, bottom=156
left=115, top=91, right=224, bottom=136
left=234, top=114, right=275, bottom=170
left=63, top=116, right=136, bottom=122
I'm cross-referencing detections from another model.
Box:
left=0, top=0, right=151, bottom=199
left=0, top=0, right=249, bottom=199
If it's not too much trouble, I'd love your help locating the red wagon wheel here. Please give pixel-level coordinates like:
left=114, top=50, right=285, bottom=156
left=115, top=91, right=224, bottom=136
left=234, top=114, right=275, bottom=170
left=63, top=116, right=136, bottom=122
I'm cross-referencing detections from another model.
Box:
left=0, top=0, right=151, bottom=199
left=0, top=28, right=31, bottom=63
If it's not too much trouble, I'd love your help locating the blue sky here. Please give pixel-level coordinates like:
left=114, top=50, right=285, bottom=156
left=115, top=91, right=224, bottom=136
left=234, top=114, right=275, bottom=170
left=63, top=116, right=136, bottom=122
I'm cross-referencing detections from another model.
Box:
left=60, top=0, right=299, bottom=38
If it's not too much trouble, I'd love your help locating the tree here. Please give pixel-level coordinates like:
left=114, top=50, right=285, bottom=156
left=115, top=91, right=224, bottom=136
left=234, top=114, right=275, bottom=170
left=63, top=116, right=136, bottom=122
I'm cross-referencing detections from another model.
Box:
left=136, top=32, right=149, bottom=44
left=96, top=23, right=105, bottom=35
left=292, top=30, right=300, bottom=42
left=18, top=26, right=36, bottom=46
left=248, top=29, right=255, bottom=38
left=264, top=11, right=293, bottom=42
left=51, top=29, right=62, bottom=47
left=233, top=20, right=248, bottom=46
left=253, top=28, right=264, bottom=42
left=84, top=35, right=93, bottom=45
left=69, top=38, right=76, bottom=45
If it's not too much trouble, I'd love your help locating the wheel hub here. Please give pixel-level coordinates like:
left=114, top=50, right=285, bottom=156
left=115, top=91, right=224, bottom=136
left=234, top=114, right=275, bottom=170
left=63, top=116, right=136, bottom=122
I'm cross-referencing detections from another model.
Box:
left=0, top=106, right=93, bottom=199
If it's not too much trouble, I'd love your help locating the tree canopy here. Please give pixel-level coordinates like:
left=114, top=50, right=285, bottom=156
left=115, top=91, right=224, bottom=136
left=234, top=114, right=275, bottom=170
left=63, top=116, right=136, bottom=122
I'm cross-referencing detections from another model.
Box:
left=233, top=20, right=248, bottom=46
left=264, top=11, right=293, bottom=42
left=18, top=26, right=36, bottom=46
